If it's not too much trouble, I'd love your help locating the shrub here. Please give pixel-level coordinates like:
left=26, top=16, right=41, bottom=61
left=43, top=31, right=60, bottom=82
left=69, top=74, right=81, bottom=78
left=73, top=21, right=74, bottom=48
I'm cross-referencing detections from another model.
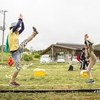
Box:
left=23, top=54, right=33, bottom=61
left=34, top=53, right=40, bottom=58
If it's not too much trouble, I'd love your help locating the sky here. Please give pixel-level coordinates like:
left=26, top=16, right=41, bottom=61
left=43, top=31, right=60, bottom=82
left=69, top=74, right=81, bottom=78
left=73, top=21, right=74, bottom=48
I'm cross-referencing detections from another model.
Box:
left=0, top=0, right=100, bottom=50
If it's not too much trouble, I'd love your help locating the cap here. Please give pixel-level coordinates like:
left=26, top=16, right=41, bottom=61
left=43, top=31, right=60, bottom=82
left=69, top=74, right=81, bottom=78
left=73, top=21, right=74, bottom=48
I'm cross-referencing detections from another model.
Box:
left=10, top=22, right=16, bottom=28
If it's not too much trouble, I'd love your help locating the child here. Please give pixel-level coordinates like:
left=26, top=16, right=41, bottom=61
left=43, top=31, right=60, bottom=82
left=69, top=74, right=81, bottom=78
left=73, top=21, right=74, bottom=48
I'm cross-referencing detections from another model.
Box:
left=8, top=14, right=38, bottom=86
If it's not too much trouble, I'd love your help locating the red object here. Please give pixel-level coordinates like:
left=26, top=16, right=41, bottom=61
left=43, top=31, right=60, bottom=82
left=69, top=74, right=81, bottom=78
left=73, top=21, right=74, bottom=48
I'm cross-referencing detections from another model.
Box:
left=7, top=57, right=14, bottom=66
left=76, top=54, right=80, bottom=61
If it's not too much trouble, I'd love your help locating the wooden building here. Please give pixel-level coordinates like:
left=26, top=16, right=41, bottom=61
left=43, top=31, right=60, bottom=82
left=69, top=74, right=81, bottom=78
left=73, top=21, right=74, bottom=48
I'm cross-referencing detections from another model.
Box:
left=40, top=42, right=100, bottom=62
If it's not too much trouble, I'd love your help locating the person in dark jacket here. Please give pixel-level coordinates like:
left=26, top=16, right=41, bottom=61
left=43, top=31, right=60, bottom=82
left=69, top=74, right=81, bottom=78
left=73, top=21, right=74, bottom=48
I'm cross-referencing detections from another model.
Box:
left=80, top=47, right=89, bottom=70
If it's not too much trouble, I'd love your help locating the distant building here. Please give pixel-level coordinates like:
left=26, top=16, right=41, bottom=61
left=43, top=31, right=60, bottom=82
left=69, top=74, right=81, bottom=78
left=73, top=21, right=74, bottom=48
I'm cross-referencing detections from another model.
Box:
left=40, top=42, right=100, bottom=62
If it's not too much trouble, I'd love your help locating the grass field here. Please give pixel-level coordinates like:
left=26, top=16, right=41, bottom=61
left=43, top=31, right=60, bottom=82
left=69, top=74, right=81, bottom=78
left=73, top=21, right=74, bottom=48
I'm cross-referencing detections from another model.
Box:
left=0, top=61, right=100, bottom=100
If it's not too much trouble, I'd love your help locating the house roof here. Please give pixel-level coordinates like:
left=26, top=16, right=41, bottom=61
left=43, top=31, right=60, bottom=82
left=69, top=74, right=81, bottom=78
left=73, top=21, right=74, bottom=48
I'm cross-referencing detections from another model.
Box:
left=41, top=42, right=100, bottom=56
left=56, top=42, right=85, bottom=50
left=57, top=42, right=100, bottom=51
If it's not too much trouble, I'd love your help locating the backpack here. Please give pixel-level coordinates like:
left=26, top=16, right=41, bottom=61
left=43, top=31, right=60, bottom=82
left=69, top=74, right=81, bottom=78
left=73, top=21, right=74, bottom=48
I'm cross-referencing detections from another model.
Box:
left=76, top=53, right=80, bottom=61
left=68, top=65, right=73, bottom=71
left=5, top=35, right=9, bottom=52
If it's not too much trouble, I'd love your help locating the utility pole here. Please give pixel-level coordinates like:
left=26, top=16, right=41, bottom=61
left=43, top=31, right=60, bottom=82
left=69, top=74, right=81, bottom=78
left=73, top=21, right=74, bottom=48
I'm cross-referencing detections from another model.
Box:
left=0, top=10, right=7, bottom=62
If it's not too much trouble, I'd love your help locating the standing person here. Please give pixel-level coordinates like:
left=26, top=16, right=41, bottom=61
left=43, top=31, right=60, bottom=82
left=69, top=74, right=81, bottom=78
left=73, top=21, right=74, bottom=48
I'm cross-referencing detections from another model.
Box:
left=7, top=14, right=38, bottom=86
left=82, top=34, right=96, bottom=84
left=80, top=47, right=88, bottom=70
left=68, top=54, right=73, bottom=71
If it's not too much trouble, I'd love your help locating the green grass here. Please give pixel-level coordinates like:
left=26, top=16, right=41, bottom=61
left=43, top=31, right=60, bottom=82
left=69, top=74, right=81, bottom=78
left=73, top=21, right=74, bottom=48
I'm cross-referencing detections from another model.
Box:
left=0, top=62, right=100, bottom=99
left=0, top=92, right=100, bottom=100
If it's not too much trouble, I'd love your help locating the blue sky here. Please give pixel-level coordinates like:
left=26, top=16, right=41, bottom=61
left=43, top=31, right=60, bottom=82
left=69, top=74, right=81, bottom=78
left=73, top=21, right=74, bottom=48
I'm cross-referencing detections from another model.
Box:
left=0, top=0, right=100, bottom=50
